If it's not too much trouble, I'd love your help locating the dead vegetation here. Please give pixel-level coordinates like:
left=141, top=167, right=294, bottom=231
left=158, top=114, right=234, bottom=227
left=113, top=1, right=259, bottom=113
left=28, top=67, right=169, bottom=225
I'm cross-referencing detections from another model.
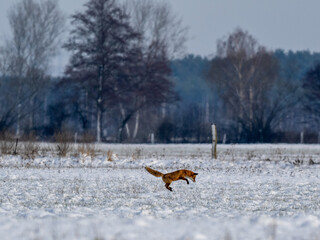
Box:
left=106, top=150, right=113, bottom=161
left=0, top=131, right=101, bottom=161
left=54, top=131, right=74, bottom=158
left=0, top=133, right=18, bottom=155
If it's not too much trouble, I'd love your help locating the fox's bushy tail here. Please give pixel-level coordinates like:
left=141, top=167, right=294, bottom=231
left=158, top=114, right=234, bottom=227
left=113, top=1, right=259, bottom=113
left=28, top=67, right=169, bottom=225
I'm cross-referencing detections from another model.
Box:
left=145, top=167, right=163, bottom=177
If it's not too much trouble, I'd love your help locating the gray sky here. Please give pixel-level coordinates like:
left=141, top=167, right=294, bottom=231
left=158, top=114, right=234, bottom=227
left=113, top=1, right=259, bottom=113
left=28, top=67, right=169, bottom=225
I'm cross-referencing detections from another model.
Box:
left=1, top=0, right=320, bottom=74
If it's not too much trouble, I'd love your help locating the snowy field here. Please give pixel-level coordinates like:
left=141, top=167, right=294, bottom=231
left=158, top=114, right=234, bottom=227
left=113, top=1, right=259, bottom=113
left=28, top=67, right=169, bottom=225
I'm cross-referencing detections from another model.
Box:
left=0, top=144, right=320, bottom=239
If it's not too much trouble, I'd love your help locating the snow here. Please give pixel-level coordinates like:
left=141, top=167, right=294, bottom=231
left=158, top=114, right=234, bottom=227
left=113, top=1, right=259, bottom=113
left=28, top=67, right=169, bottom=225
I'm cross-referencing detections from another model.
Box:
left=0, top=144, right=320, bottom=239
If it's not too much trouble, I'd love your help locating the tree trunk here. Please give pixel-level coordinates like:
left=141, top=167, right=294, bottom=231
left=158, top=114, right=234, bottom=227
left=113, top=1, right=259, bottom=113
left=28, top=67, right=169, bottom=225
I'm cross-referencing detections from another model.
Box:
left=249, top=86, right=254, bottom=132
left=44, top=95, right=48, bottom=126
left=205, top=98, right=209, bottom=123
left=97, top=64, right=103, bottom=143
left=133, top=111, right=140, bottom=139
left=118, top=127, right=123, bottom=143
left=238, top=87, right=244, bottom=140
left=96, top=107, right=102, bottom=142
left=120, top=104, right=130, bottom=138
left=162, top=103, right=166, bottom=119
left=29, top=96, right=34, bottom=131
left=16, top=103, right=21, bottom=137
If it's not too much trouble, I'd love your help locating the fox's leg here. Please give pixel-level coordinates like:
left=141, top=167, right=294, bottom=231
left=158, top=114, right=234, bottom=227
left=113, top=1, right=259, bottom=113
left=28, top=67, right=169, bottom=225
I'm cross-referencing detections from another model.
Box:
left=165, top=183, right=173, bottom=191
left=180, top=177, right=189, bottom=184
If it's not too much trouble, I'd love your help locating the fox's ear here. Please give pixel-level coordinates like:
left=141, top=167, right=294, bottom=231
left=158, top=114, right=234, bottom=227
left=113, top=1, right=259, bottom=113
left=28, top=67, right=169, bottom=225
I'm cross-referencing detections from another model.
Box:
left=194, top=173, right=198, bottom=175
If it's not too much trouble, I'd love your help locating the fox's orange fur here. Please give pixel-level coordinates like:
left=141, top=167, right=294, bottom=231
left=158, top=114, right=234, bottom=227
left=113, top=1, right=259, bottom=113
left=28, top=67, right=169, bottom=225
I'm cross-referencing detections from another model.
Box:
left=145, top=167, right=198, bottom=191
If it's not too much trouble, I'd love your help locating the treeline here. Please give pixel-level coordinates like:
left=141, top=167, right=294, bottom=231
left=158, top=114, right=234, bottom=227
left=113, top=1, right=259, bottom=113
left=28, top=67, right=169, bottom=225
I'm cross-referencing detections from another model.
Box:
left=170, top=48, right=320, bottom=143
left=1, top=0, right=320, bottom=143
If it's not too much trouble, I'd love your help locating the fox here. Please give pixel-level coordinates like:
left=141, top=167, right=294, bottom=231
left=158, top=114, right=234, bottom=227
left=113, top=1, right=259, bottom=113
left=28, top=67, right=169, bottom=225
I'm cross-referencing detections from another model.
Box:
left=145, top=167, right=198, bottom=191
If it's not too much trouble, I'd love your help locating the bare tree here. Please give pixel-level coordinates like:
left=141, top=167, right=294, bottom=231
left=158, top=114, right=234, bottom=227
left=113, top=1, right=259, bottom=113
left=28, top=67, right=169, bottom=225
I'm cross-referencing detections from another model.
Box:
left=64, top=0, right=140, bottom=142
left=0, top=0, right=65, bottom=135
left=114, top=0, right=187, bottom=141
left=124, top=0, right=188, bottom=59
left=207, top=28, right=299, bottom=142
left=115, top=41, right=178, bottom=142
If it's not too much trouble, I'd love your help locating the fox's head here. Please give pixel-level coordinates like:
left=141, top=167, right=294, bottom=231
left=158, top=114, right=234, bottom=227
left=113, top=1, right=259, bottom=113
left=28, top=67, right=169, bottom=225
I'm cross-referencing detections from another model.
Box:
left=187, top=172, right=198, bottom=182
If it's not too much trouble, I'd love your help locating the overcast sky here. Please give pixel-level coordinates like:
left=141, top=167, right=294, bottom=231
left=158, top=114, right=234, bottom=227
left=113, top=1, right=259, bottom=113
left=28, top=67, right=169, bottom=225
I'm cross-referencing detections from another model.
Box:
left=1, top=0, right=320, bottom=74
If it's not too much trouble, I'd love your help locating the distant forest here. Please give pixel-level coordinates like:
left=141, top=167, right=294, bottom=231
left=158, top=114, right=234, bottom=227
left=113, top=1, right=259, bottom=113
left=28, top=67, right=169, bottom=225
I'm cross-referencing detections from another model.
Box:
left=171, top=50, right=320, bottom=143
left=1, top=0, right=320, bottom=143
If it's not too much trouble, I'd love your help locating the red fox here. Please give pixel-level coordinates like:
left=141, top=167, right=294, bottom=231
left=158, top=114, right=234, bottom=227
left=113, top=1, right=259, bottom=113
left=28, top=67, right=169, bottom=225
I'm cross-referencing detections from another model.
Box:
left=145, top=167, right=198, bottom=191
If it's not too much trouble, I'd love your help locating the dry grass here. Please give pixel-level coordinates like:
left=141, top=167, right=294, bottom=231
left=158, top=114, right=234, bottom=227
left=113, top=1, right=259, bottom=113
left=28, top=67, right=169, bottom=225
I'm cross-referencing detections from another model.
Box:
left=0, top=133, right=18, bottom=155
left=54, top=131, right=74, bottom=157
left=132, top=147, right=142, bottom=160
left=106, top=150, right=113, bottom=161
left=21, top=141, right=40, bottom=160
left=78, top=143, right=97, bottom=159
left=20, top=133, right=40, bottom=160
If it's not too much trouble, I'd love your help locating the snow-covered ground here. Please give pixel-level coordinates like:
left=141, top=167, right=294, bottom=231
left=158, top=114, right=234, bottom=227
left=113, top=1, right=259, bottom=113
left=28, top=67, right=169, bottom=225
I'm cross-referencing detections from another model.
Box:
left=0, top=144, right=320, bottom=239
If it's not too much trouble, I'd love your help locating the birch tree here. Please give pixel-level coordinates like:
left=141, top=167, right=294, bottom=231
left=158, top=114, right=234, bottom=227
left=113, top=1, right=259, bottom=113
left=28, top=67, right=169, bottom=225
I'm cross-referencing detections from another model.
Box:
left=207, top=28, right=298, bottom=142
